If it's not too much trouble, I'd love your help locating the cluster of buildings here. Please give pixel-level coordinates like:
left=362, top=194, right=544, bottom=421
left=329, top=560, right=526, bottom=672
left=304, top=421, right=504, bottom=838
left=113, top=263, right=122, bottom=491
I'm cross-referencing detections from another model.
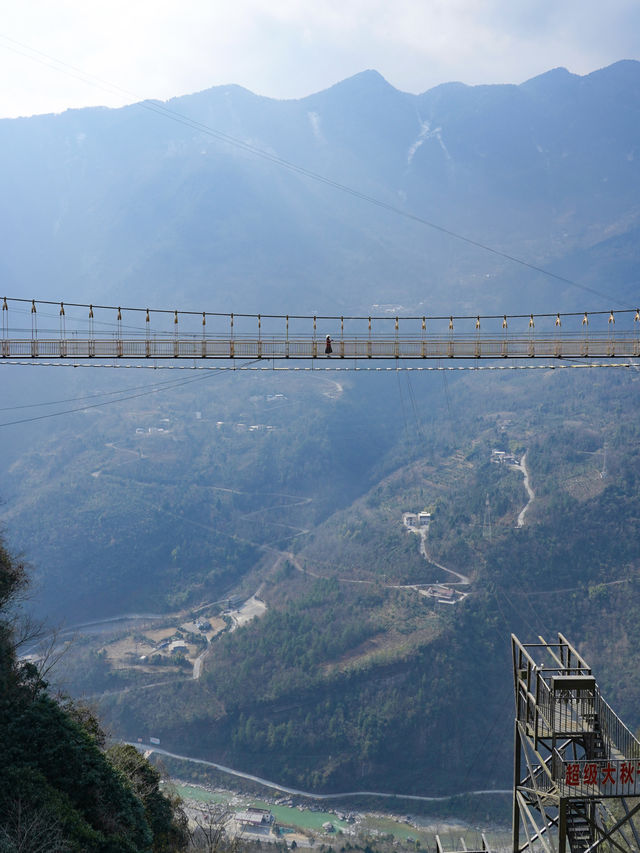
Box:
left=232, top=806, right=276, bottom=838
left=156, top=638, right=189, bottom=654
left=402, top=511, right=431, bottom=529
left=490, top=449, right=519, bottom=466
left=419, top=584, right=466, bottom=605
left=215, top=421, right=275, bottom=432
left=138, top=636, right=192, bottom=665
left=229, top=805, right=342, bottom=845
left=135, top=417, right=172, bottom=435
left=401, top=508, right=468, bottom=606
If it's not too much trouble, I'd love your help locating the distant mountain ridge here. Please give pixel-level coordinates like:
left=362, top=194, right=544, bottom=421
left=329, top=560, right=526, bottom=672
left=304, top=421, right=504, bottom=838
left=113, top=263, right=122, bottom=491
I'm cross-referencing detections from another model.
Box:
left=0, top=60, right=638, bottom=316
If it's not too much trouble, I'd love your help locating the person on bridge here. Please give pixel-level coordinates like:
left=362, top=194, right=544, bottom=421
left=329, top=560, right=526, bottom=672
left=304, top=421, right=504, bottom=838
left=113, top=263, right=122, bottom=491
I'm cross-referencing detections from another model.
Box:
left=325, top=335, right=332, bottom=355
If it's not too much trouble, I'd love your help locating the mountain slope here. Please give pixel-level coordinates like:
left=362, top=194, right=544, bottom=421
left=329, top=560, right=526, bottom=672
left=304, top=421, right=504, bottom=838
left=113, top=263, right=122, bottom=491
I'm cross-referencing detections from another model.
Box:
left=1, top=62, right=639, bottom=315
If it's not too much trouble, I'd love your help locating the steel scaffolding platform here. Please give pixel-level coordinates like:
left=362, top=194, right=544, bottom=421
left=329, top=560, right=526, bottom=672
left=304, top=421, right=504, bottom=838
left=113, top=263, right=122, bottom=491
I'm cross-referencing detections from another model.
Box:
left=512, top=633, right=640, bottom=852
left=436, top=833, right=494, bottom=852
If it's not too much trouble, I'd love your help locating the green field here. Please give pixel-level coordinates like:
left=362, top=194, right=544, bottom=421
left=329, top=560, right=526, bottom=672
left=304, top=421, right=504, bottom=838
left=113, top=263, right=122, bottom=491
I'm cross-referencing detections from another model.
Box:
left=173, top=784, right=350, bottom=832
left=172, top=783, right=513, bottom=848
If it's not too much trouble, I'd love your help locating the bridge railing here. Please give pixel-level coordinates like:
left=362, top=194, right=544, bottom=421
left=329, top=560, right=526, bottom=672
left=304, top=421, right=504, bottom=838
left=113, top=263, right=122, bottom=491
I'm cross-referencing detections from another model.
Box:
left=2, top=331, right=640, bottom=360
left=595, top=691, right=640, bottom=761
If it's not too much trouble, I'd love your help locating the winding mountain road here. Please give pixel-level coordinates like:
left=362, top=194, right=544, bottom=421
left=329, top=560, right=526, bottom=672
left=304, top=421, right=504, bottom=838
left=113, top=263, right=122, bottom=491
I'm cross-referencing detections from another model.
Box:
left=513, top=452, right=535, bottom=527
left=131, top=743, right=510, bottom=802
left=418, top=528, right=470, bottom=585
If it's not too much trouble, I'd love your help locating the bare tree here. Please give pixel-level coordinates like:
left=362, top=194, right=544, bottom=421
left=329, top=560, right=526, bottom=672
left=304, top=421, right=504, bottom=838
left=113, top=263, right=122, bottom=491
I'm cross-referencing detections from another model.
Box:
left=11, top=612, right=46, bottom=655
left=0, top=798, right=68, bottom=853
left=189, top=802, right=237, bottom=853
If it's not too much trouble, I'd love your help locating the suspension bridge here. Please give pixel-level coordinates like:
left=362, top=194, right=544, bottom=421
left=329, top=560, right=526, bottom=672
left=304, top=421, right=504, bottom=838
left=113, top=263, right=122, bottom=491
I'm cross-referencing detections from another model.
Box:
left=2, top=298, right=640, bottom=363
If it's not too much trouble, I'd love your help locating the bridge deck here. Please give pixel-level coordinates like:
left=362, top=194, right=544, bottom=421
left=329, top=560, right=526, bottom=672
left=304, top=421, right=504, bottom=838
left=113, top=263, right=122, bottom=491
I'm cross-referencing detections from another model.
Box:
left=2, top=333, right=639, bottom=360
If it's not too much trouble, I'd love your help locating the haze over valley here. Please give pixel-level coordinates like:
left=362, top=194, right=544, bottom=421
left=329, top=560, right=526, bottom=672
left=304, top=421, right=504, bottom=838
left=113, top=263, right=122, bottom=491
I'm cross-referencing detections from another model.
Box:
left=1, top=60, right=640, bottom=849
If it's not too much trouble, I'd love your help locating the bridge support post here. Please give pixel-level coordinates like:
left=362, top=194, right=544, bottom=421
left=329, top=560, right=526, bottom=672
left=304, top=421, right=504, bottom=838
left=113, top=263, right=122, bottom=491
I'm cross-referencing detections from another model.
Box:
left=558, top=799, right=567, bottom=853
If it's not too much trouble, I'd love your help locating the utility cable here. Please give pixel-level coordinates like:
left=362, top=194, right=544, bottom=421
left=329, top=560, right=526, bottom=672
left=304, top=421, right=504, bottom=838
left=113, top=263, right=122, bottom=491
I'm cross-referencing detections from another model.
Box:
left=0, top=373, right=215, bottom=412
left=405, top=371, right=426, bottom=443
left=0, top=362, right=261, bottom=428
left=0, top=360, right=637, bottom=373
left=396, top=369, right=409, bottom=434
left=0, top=372, right=213, bottom=427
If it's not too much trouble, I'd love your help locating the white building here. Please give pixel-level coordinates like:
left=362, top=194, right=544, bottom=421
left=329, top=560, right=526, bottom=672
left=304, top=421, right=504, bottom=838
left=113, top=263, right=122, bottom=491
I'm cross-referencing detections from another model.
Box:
left=234, top=807, right=275, bottom=839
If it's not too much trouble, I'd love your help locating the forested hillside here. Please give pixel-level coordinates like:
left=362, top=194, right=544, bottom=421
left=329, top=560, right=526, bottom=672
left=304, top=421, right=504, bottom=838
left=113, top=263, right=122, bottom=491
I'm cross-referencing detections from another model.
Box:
left=0, top=536, right=188, bottom=850
left=37, top=364, right=639, bottom=798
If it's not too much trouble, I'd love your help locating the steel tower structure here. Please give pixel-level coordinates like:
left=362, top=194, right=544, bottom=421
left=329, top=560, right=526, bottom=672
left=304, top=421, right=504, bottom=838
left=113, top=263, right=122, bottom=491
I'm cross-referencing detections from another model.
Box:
left=512, top=633, right=640, bottom=852
left=436, top=834, right=494, bottom=852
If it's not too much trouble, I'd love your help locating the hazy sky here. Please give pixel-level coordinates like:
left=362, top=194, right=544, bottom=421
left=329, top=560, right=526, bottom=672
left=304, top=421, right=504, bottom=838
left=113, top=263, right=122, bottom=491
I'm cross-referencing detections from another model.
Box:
left=1, top=0, right=639, bottom=118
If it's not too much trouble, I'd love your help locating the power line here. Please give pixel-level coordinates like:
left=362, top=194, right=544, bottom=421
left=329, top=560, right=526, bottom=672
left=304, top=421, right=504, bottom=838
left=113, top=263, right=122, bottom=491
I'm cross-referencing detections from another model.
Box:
left=0, top=360, right=636, bottom=373
left=0, top=374, right=215, bottom=413
left=0, top=34, right=628, bottom=307
left=0, top=365, right=230, bottom=428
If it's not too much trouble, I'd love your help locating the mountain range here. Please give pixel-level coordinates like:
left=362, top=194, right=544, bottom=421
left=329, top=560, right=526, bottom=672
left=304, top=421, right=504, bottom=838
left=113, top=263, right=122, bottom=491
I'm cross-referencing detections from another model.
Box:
left=1, top=60, right=639, bottom=317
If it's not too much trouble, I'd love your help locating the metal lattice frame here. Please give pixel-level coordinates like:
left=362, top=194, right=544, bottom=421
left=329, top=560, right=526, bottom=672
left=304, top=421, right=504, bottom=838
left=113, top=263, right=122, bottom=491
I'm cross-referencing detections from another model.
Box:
left=436, top=834, right=494, bottom=852
left=512, top=633, right=640, bottom=852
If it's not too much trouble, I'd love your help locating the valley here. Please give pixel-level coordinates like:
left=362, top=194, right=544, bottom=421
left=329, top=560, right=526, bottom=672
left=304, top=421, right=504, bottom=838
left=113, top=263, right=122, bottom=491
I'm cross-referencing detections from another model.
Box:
left=11, top=361, right=635, bottom=821
left=168, top=780, right=513, bottom=851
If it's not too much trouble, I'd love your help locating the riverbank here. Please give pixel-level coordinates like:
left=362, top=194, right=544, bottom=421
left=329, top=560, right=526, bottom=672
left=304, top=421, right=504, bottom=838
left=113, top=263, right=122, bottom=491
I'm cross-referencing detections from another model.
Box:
left=147, top=747, right=512, bottom=850
left=169, top=780, right=512, bottom=851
